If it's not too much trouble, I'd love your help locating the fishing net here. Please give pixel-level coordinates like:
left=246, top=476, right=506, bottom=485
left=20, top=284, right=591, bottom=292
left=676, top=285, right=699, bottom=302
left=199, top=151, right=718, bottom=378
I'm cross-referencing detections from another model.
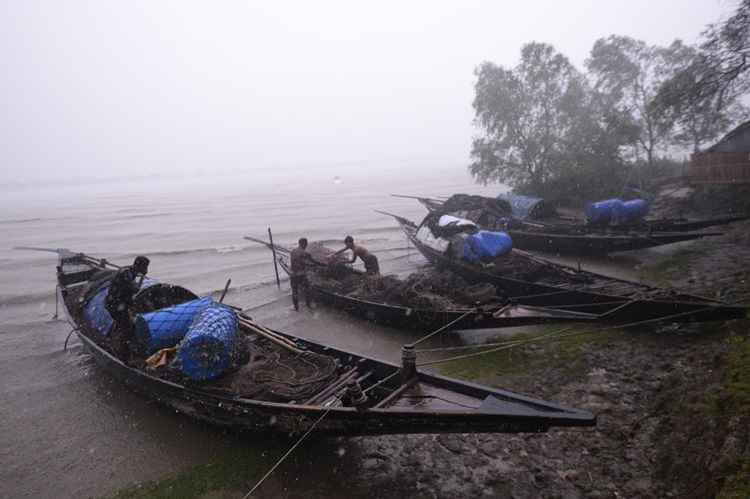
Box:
left=211, top=338, right=339, bottom=402
left=425, top=194, right=514, bottom=235
left=310, top=263, right=502, bottom=310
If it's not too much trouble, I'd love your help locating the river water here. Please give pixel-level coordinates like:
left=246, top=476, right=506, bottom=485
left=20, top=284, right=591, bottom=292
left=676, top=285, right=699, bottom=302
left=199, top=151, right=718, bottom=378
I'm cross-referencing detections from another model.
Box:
left=0, top=163, right=498, bottom=498
left=0, top=164, right=652, bottom=498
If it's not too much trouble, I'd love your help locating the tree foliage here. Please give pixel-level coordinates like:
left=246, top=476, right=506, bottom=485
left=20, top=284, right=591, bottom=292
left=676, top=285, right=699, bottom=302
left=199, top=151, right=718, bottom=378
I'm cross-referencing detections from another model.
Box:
left=470, top=43, right=633, bottom=198
left=656, top=0, right=750, bottom=132
left=659, top=40, right=748, bottom=152
left=586, top=36, right=676, bottom=166
left=470, top=6, right=750, bottom=200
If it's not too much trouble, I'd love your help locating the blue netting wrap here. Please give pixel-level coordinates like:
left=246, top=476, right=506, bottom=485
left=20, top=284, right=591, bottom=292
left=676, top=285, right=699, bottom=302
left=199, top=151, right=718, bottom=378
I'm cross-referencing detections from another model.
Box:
left=176, top=304, right=239, bottom=381
left=134, top=296, right=214, bottom=354
left=463, top=230, right=513, bottom=263
left=83, top=277, right=160, bottom=337
left=84, top=285, right=114, bottom=336
left=496, top=193, right=547, bottom=219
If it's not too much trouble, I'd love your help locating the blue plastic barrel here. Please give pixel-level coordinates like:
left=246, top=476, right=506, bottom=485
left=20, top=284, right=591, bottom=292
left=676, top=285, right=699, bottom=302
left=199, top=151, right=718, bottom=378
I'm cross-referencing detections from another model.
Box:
left=134, top=296, right=213, bottom=354
left=464, top=230, right=513, bottom=263
left=612, top=199, right=649, bottom=224
left=584, top=198, right=624, bottom=225
left=176, top=304, right=239, bottom=381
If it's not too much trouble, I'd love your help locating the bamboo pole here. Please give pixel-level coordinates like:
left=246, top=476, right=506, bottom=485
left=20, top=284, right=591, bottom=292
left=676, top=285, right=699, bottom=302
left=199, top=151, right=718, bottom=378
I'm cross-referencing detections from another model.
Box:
left=219, top=278, right=231, bottom=303
left=238, top=317, right=303, bottom=354
left=268, top=227, right=281, bottom=289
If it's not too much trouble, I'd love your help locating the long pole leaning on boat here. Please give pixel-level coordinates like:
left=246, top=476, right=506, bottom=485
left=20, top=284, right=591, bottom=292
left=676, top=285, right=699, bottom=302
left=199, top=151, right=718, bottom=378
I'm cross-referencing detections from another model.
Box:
left=267, top=227, right=281, bottom=289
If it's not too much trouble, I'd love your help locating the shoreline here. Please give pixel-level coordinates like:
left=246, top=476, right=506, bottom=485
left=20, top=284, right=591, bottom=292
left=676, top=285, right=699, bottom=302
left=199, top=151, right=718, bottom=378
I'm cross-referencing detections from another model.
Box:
left=106, top=218, right=750, bottom=499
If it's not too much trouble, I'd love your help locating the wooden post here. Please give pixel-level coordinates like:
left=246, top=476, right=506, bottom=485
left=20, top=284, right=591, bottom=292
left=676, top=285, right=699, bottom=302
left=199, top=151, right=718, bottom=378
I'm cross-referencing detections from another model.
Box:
left=268, top=227, right=281, bottom=289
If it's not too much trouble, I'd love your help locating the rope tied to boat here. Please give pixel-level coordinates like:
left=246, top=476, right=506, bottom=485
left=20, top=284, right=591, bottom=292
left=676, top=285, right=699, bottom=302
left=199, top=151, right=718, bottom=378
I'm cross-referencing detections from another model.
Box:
left=408, top=309, right=475, bottom=347
left=414, top=294, right=750, bottom=367
left=241, top=396, right=340, bottom=498
left=63, top=327, right=80, bottom=351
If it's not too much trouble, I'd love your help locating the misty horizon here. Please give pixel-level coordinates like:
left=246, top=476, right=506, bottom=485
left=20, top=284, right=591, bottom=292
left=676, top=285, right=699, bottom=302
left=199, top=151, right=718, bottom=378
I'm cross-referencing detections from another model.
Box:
left=1, top=0, right=736, bottom=185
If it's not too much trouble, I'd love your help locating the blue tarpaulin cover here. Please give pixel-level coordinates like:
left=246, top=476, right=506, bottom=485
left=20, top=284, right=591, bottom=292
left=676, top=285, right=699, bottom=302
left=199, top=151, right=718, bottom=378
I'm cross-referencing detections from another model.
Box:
left=176, top=304, right=239, bottom=381
left=463, top=230, right=513, bottom=263
left=134, top=296, right=214, bottom=354
left=585, top=198, right=649, bottom=225
left=84, top=285, right=114, bottom=335
left=496, top=193, right=549, bottom=220
left=584, top=198, right=624, bottom=225
left=612, top=199, right=650, bottom=224
left=84, top=277, right=159, bottom=337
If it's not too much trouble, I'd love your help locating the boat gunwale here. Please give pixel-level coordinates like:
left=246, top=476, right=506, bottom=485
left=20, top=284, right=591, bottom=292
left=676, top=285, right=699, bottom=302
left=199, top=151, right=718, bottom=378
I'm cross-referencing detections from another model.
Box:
left=56, top=255, right=595, bottom=427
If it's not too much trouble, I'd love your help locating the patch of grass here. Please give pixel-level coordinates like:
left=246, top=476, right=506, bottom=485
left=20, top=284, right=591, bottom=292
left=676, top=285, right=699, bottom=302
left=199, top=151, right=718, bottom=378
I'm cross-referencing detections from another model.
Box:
left=721, top=334, right=750, bottom=415
left=718, top=459, right=750, bottom=499
left=712, top=335, right=750, bottom=499
left=108, top=447, right=274, bottom=499
left=436, top=324, right=625, bottom=383
left=639, top=245, right=709, bottom=286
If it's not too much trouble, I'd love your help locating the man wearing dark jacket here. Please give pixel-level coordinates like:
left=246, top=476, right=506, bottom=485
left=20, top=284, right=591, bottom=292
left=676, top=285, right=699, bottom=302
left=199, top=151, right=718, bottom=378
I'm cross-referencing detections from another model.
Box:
left=105, top=255, right=149, bottom=359
left=289, top=238, right=319, bottom=311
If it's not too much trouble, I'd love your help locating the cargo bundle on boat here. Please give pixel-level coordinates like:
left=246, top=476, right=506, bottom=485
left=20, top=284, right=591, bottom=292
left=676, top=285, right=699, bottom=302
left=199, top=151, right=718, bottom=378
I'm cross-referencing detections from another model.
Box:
left=47, top=249, right=596, bottom=436
left=244, top=236, right=597, bottom=331
left=395, top=193, right=744, bottom=255
left=379, top=212, right=748, bottom=324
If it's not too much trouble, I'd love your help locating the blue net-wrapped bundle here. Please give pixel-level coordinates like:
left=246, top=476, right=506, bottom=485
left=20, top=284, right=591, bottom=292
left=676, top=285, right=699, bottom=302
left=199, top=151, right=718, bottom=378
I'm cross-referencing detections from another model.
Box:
left=84, top=277, right=160, bottom=337
left=134, top=296, right=213, bottom=354
left=612, top=199, right=649, bottom=224
left=176, top=304, right=239, bottom=381
left=463, top=230, right=513, bottom=263
left=84, top=285, right=114, bottom=336
left=584, top=198, right=624, bottom=225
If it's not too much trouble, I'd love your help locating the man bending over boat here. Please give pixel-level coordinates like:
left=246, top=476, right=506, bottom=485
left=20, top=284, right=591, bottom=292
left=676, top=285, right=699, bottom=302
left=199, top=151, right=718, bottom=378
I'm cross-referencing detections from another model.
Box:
left=333, top=235, right=380, bottom=275
left=105, top=255, right=149, bottom=359
left=290, top=238, right=319, bottom=311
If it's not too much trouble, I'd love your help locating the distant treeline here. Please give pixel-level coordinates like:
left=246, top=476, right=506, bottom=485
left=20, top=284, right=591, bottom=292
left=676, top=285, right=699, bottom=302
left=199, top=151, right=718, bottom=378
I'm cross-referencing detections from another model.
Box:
left=470, top=0, right=750, bottom=202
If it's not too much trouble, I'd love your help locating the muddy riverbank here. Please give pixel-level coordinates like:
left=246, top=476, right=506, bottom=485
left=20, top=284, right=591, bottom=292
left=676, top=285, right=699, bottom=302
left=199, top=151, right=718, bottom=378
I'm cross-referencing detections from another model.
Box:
left=107, top=189, right=749, bottom=499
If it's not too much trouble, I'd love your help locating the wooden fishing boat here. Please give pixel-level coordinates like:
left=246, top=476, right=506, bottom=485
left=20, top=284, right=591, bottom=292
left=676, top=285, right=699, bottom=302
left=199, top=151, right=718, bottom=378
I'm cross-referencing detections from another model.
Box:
left=393, top=194, right=725, bottom=255
left=400, top=193, right=750, bottom=233
left=243, top=236, right=598, bottom=331
left=379, top=212, right=748, bottom=324
left=49, top=249, right=595, bottom=436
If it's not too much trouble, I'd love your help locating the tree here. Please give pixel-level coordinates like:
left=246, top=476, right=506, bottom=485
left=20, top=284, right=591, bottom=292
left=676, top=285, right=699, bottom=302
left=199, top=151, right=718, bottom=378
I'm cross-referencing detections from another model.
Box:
left=659, top=40, right=748, bottom=152
left=470, top=42, right=637, bottom=199
left=655, top=1, right=750, bottom=145
left=470, top=43, right=588, bottom=191
left=586, top=36, right=678, bottom=168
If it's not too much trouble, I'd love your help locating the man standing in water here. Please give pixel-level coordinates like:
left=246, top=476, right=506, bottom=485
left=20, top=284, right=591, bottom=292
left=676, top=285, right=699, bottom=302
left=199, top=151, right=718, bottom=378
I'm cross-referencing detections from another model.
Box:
left=105, top=255, right=149, bottom=359
left=289, top=238, right=317, bottom=311
left=334, top=235, right=380, bottom=275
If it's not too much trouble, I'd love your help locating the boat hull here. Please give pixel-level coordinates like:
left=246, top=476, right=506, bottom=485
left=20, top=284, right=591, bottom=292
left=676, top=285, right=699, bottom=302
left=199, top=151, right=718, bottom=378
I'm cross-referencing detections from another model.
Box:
left=387, top=215, right=747, bottom=324
left=54, top=250, right=595, bottom=436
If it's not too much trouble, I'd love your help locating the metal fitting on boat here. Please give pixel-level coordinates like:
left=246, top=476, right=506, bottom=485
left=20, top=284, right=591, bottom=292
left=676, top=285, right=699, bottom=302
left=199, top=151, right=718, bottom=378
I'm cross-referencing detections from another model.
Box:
left=401, top=345, right=417, bottom=384
left=346, top=380, right=368, bottom=410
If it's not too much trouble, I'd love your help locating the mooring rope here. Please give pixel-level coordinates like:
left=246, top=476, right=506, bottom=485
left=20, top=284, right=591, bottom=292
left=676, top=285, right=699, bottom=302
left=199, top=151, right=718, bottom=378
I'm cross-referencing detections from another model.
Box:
left=241, top=400, right=338, bottom=498
left=363, top=369, right=400, bottom=395
left=409, top=309, right=476, bottom=347
left=415, top=294, right=750, bottom=367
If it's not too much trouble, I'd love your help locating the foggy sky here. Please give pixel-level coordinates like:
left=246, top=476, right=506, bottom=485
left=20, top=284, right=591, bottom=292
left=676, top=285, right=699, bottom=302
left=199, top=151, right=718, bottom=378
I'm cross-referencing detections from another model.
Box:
left=0, top=0, right=737, bottom=185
